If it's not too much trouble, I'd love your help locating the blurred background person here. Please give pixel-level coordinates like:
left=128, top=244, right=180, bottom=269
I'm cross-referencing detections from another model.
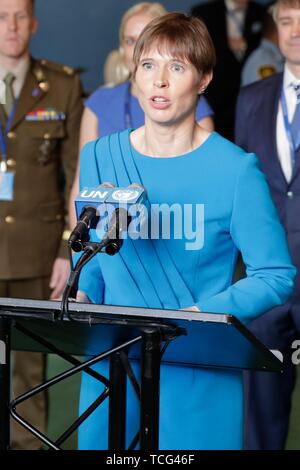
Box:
left=103, top=48, right=127, bottom=85
left=235, top=0, right=300, bottom=450
left=191, top=0, right=266, bottom=139
left=241, top=8, right=284, bottom=86
left=0, top=0, right=83, bottom=449
left=69, top=2, right=215, bottom=228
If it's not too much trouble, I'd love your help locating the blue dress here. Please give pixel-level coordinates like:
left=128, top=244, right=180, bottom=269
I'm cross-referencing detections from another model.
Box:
left=85, top=81, right=214, bottom=136
left=77, top=130, right=295, bottom=450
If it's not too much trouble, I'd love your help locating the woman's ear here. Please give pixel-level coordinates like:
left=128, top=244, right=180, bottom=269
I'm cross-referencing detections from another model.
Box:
left=198, top=71, right=213, bottom=94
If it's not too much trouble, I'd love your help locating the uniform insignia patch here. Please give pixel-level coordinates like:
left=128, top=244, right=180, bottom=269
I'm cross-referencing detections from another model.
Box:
left=258, top=65, right=276, bottom=79
left=31, top=88, right=41, bottom=97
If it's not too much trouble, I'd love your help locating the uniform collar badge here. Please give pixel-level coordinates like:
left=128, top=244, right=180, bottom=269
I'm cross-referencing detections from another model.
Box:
left=35, top=68, right=45, bottom=81
left=32, top=88, right=41, bottom=98
left=38, top=81, right=50, bottom=93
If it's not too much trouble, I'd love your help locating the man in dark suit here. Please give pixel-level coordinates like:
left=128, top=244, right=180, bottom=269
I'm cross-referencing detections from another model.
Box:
left=0, top=0, right=83, bottom=449
left=235, top=0, right=300, bottom=450
left=191, top=0, right=266, bottom=139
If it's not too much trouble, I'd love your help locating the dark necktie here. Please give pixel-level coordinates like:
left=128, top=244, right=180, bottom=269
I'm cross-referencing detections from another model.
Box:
left=3, top=72, right=16, bottom=117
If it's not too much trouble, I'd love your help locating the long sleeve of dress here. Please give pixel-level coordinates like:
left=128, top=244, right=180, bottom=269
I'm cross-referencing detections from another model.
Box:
left=197, top=153, right=296, bottom=324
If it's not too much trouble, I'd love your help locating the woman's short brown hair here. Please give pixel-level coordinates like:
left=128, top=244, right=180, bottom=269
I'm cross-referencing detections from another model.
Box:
left=132, top=12, right=216, bottom=78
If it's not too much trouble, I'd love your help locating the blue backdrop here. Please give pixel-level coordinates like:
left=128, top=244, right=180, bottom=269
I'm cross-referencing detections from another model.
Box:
left=31, top=0, right=203, bottom=93
left=31, top=0, right=267, bottom=93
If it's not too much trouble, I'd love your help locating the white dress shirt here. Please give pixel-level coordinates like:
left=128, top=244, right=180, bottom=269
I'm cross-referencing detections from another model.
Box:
left=276, top=65, right=300, bottom=183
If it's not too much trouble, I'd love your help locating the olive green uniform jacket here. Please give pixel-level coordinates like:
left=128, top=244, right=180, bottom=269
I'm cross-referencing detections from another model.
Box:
left=0, top=58, right=83, bottom=279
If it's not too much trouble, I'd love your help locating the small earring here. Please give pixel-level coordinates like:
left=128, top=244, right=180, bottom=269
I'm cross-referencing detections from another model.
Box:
left=198, top=87, right=206, bottom=95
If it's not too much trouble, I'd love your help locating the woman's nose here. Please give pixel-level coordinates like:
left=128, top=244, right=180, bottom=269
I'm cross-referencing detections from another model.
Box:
left=154, top=79, right=168, bottom=88
left=153, top=65, right=169, bottom=88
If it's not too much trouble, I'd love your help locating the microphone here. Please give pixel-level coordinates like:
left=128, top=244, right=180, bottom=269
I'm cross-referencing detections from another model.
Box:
left=69, top=182, right=115, bottom=252
left=68, top=206, right=97, bottom=252
left=73, top=182, right=148, bottom=253
left=102, top=207, right=132, bottom=255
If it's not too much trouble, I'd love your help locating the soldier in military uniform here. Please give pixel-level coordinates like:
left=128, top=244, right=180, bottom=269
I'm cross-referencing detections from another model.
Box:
left=0, top=0, right=83, bottom=449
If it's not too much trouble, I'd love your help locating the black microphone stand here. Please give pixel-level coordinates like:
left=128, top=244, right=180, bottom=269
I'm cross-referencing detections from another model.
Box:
left=61, top=207, right=132, bottom=321
left=61, top=238, right=126, bottom=322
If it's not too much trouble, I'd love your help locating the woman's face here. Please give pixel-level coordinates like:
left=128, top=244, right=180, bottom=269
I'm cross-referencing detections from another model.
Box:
left=134, top=45, right=209, bottom=126
left=121, top=13, right=155, bottom=73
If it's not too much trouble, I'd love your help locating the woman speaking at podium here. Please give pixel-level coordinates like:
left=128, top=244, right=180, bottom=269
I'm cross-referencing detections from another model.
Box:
left=75, top=13, right=295, bottom=449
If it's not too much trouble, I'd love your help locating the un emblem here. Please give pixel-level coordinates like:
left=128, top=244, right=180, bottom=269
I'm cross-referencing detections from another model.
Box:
left=111, top=189, right=139, bottom=202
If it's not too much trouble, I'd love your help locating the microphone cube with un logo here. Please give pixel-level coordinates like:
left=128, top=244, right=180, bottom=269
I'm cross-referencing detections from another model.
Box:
left=75, top=185, right=148, bottom=239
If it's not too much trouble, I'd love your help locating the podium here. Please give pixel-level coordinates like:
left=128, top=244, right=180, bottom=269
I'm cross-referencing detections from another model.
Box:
left=0, top=297, right=282, bottom=450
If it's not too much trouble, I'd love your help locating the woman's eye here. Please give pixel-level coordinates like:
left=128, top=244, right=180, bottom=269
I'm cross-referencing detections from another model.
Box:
left=142, top=62, right=154, bottom=70
left=172, top=64, right=184, bottom=72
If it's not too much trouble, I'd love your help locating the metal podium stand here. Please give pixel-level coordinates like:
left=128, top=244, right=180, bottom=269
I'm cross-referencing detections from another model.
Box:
left=0, top=297, right=282, bottom=451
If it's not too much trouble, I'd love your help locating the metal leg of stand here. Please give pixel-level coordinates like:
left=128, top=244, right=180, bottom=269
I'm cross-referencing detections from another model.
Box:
left=108, top=352, right=127, bottom=450
left=140, top=329, right=161, bottom=451
left=0, top=318, right=10, bottom=450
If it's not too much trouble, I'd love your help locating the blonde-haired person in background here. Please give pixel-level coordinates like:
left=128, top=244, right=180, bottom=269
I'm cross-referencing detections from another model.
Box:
left=69, top=2, right=215, bottom=228
left=105, top=2, right=167, bottom=85
left=103, top=49, right=125, bottom=85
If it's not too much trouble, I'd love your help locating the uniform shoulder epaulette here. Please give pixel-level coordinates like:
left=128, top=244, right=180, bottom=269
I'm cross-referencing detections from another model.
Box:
left=38, top=59, right=75, bottom=76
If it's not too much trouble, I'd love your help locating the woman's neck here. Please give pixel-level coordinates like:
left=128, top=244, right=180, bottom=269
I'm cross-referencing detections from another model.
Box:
left=132, top=116, right=210, bottom=158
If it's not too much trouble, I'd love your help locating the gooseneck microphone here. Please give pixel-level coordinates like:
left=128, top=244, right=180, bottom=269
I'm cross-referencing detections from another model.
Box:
left=102, top=207, right=133, bottom=255
left=68, top=182, right=115, bottom=252
left=101, top=183, right=146, bottom=254
left=68, top=206, right=97, bottom=252
left=63, top=182, right=147, bottom=321
left=70, top=181, right=147, bottom=252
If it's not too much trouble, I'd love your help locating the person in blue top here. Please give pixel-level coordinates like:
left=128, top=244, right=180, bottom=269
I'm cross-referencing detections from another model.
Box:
left=75, top=13, right=295, bottom=450
left=69, top=3, right=214, bottom=228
